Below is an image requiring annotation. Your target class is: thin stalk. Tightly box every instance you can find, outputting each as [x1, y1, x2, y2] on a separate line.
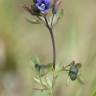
[43, 15, 56, 70]
[43, 15, 56, 96]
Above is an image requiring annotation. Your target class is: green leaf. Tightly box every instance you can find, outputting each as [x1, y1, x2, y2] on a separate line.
[58, 8, 64, 19]
[46, 63, 52, 70]
[77, 75, 85, 85]
[45, 77, 52, 87]
[33, 77, 41, 85]
[32, 56, 41, 64]
[25, 18, 41, 24]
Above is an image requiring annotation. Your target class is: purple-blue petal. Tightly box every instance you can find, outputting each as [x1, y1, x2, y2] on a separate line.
[35, 0, 51, 13]
[36, 0, 42, 4]
[41, 9, 49, 13]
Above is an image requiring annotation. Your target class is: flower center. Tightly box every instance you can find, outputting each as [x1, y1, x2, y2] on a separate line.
[40, 3, 45, 10]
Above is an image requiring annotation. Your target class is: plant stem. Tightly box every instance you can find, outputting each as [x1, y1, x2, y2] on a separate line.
[43, 15, 56, 96]
[43, 15, 56, 70]
[51, 14, 54, 28]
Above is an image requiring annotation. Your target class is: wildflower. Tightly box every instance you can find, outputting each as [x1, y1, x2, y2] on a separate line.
[24, 0, 51, 16]
[35, 0, 51, 14]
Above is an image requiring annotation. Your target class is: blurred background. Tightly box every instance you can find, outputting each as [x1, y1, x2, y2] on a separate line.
[0, 0, 96, 96]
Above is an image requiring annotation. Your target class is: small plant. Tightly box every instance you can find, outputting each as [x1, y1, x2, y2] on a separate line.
[24, 0, 84, 96]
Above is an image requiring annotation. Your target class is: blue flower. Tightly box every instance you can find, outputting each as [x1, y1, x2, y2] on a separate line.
[35, 0, 51, 14]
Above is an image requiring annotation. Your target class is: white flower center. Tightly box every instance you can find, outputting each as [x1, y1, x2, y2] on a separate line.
[40, 3, 45, 10]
